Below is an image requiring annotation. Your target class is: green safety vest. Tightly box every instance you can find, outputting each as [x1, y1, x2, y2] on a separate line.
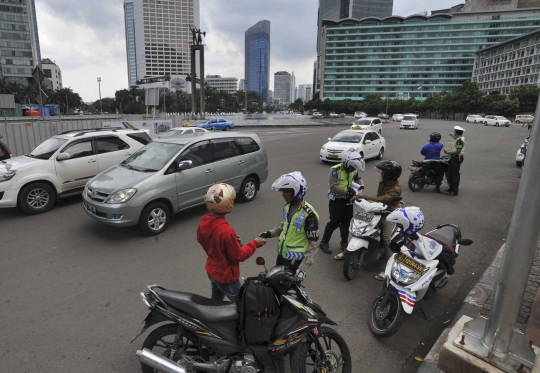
[328, 164, 357, 199]
[278, 202, 319, 261]
[452, 136, 466, 155]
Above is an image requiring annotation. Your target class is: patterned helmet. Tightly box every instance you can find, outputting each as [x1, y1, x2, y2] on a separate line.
[272, 172, 308, 201]
[387, 207, 425, 236]
[343, 151, 365, 172]
[205, 183, 236, 214]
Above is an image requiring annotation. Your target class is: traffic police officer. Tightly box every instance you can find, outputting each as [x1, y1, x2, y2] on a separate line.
[444, 126, 466, 196]
[319, 152, 365, 256]
[260, 172, 319, 281]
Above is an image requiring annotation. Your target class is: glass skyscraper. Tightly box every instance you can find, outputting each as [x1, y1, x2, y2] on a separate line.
[245, 20, 270, 104]
[320, 9, 540, 101]
[0, 0, 41, 85]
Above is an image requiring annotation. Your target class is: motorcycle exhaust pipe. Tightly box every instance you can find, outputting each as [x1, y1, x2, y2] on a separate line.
[136, 348, 187, 373]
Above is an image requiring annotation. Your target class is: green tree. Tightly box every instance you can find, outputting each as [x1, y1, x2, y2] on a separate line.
[509, 85, 540, 112]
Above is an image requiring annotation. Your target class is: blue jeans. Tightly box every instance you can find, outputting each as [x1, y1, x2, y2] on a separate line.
[208, 275, 242, 302]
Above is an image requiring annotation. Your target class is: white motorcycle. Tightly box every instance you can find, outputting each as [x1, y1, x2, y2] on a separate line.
[342, 197, 403, 280]
[369, 221, 472, 338]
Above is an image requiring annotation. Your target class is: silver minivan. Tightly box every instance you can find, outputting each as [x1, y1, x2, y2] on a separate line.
[516, 115, 534, 124]
[82, 132, 268, 235]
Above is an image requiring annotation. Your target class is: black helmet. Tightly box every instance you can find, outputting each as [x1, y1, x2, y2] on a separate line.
[375, 160, 402, 180]
[430, 132, 442, 142]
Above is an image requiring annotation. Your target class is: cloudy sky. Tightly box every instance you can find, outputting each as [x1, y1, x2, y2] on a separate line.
[36, 0, 462, 102]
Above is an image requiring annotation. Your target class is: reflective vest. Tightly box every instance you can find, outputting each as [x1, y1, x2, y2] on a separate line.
[278, 202, 319, 261]
[328, 164, 357, 199]
[452, 136, 466, 155]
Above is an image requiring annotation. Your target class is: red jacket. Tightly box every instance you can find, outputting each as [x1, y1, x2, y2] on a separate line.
[197, 214, 258, 284]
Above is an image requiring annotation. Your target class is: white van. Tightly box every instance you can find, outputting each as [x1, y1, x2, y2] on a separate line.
[516, 115, 534, 124]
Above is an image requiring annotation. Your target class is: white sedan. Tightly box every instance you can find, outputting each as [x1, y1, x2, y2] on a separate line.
[392, 114, 404, 121]
[320, 130, 386, 163]
[400, 114, 419, 129]
[351, 117, 383, 134]
[484, 115, 511, 127]
[466, 115, 483, 123]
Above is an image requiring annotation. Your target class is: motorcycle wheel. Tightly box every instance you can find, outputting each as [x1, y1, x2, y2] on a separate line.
[141, 323, 209, 373]
[408, 177, 425, 192]
[369, 287, 404, 338]
[343, 249, 365, 280]
[290, 327, 352, 373]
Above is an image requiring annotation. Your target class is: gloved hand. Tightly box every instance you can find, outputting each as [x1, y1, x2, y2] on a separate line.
[259, 231, 272, 239]
[295, 269, 306, 282]
[347, 187, 356, 197]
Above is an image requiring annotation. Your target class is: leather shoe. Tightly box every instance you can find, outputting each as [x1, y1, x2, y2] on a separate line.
[445, 192, 458, 196]
[444, 189, 452, 193]
[319, 241, 332, 254]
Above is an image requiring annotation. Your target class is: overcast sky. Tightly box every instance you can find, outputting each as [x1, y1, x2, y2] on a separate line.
[36, 0, 462, 102]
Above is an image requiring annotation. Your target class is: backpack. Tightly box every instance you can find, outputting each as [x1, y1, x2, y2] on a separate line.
[238, 278, 280, 346]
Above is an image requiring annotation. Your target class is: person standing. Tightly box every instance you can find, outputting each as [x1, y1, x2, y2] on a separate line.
[444, 126, 466, 196]
[318, 152, 365, 258]
[197, 183, 267, 302]
[260, 172, 319, 281]
[420, 132, 444, 193]
[355, 160, 402, 281]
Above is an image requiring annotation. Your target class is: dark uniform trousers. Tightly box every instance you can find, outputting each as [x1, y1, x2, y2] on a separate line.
[431, 161, 444, 186]
[276, 256, 301, 272]
[446, 156, 463, 193]
[321, 198, 353, 244]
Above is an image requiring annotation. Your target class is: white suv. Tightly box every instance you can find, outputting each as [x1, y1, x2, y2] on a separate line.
[0, 128, 151, 214]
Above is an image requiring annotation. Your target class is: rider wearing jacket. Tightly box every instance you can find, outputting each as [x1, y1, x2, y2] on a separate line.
[197, 183, 267, 302]
[421, 132, 444, 193]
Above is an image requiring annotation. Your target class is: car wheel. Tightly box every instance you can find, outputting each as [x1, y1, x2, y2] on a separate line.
[484, 121, 488, 126]
[506, 124, 510, 127]
[473, 120, 477, 123]
[19, 182, 55, 215]
[466, 120, 469, 123]
[139, 201, 170, 236]
[378, 129, 382, 135]
[239, 177, 258, 203]
[376, 147, 384, 160]
[516, 120, 520, 124]
[224, 126, 231, 131]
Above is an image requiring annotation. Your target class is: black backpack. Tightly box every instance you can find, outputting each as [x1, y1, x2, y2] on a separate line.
[238, 278, 280, 346]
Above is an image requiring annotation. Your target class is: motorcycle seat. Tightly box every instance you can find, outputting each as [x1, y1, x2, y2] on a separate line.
[158, 290, 239, 322]
[425, 226, 458, 247]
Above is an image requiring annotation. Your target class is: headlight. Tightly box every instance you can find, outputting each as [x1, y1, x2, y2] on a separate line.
[391, 261, 422, 285]
[0, 171, 16, 183]
[106, 188, 137, 204]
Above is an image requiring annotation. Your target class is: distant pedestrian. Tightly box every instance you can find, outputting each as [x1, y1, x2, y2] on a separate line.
[444, 126, 466, 196]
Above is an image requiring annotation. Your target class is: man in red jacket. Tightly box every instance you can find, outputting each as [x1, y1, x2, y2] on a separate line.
[197, 183, 267, 302]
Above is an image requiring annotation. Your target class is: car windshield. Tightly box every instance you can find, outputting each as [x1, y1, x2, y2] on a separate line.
[354, 119, 371, 125]
[28, 137, 68, 160]
[331, 132, 363, 143]
[403, 116, 415, 121]
[121, 142, 184, 172]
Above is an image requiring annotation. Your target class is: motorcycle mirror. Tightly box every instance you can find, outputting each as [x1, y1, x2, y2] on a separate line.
[390, 196, 402, 202]
[458, 239, 473, 246]
[256, 257, 266, 266]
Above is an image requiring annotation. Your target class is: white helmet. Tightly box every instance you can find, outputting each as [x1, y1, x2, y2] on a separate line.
[343, 151, 365, 172]
[205, 183, 236, 214]
[387, 207, 425, 236]
[272, 172, 308, 201]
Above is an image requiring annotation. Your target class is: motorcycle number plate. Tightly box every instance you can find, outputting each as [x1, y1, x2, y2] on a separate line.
[395, 252, 426, 273]
[354, 211, 373, 222]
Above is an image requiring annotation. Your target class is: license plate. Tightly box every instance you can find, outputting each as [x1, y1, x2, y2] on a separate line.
[395, 252, 426, 273]
[353, 126, 363, 130]
[354, 211, 373, 222]
[85, 203, 96, 213]
[328, 154, 339, 159]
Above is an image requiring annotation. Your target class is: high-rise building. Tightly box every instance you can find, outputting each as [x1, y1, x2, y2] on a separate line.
[464, 0, 540, 12]
[123, 0, 200, 87]
[239, 79, 245, 91]
[0, 0, 41, 85]
[274, 71, 297, 104]
[245, 20, 271, 104]
[205, 75, 238, 94]
[298, 84, 314, 102]
[41, 58, 62, 90]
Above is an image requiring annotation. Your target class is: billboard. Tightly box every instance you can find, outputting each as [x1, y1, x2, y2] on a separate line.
[102, 120, 172, 139]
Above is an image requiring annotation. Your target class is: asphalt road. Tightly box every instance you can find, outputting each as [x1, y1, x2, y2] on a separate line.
[0, 119, 527, 372]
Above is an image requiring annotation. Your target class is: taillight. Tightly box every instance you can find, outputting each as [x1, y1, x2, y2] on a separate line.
[8, 150, 12, 158]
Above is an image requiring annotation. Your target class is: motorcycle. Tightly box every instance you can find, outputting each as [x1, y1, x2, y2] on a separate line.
[133, 257, 352, 373]
[368, 224, 472, 337]
[407, 156, 450, 192]
[343, 196, 403, 281]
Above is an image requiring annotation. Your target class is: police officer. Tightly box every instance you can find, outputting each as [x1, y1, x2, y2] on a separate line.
[319, 152, 365, 257]
[259, 172, 319, 281]
[444, 126, 466, 196]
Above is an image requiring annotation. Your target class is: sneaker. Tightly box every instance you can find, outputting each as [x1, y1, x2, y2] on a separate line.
[340, 241, 348, 251]
[319, 241, 332, 255]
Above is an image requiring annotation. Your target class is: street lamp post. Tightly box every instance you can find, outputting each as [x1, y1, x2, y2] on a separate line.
[97, 77, 103, 115]
[162, 81, 166, 114]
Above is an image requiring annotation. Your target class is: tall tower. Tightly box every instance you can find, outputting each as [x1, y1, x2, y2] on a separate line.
[245, 20, 271, 104]
[0, 0, 42, 85]
[124, 0, 200, 86]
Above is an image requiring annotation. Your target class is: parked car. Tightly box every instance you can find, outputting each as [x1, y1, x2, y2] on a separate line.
[351, 117, 383, 134]
[378, 113, 389, 120]
[320, 130, 385, 163]
[329, 112, 339, 118]
[400, 114, 420, 129]
[484, 115, 511, 127]
[158, 127, 208, 138]
[354, 111, 367, 119]
[0, 135, 12, 161]
[516, 115, 534, 124]
[466, 115, 484, 123]
[82, 132, 268, 235]
[0, 128, 152, 215]
[196, 118, 235, 131]
[516, 136, 530, 167]
[312, 112, 323, 118]
[392, 114, 404, 121]
[339, 113, 347, 118]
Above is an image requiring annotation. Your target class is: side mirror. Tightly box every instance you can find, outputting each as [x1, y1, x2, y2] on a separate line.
[364, 140, 372, 145]
[177, 160, 193, 171]
[256, 257, 266, 266]
[390, 196, 402, 202]
[57, 153, 70, 161]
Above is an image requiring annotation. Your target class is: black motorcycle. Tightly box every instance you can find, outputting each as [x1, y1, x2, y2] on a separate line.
[407, 156, 450, 192]
[132, 258, 352, 373]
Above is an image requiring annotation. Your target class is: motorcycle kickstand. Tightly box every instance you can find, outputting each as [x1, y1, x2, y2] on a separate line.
[420, 307, 433, 322]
